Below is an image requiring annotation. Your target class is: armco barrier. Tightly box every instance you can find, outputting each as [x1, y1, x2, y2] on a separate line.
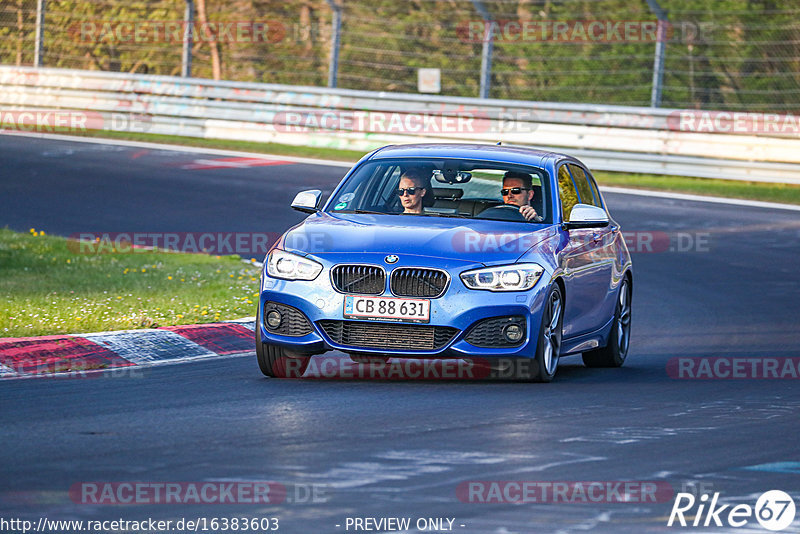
[2, 66, 800, 184]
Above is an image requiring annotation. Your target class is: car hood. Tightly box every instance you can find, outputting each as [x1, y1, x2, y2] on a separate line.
[280, 212, 556, 266]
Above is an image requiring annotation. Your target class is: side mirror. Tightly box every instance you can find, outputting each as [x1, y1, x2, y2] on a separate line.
[291, 190, 322, 213]
[564, 204, 609, 229]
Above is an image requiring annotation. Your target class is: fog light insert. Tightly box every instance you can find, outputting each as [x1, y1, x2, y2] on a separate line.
[465, 316, 526, 348]
[266, 310, 282, 329]
[503, 324, 523, 343]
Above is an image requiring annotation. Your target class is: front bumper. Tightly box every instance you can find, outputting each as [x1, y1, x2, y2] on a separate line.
[258, 266, 549, 359]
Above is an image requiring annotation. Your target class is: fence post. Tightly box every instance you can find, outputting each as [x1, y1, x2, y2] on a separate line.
[470, 0, 493, 99]
[33, 0, 45, 67]
[181, 0, 194, 77]
[646, 0, 667, 107]
[326, 0, 342, 88]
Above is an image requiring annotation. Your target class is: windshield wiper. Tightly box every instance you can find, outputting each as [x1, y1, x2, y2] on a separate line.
[339, 209, 470, 218]
[424, 212, 471, 218]
[350, 209, 388, 215]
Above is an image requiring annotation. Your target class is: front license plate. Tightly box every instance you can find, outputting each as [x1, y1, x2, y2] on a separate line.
[343, 295, 430, 323]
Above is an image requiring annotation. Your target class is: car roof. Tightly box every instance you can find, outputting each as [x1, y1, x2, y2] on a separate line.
[366, 143, 564, 168]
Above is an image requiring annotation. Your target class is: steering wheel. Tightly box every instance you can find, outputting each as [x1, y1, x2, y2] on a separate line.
[478, 204, 527, 222]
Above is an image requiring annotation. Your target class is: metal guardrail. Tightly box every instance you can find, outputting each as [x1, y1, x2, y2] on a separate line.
[2, 66, 800, 184]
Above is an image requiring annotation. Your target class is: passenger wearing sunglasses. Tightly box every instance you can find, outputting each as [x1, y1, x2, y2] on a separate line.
[397, 171, 429, 214]
[502, 171, 542, 222]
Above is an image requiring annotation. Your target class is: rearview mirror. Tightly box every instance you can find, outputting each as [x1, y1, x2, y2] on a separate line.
[433, 170, 472, 184]
[564, 204, 609, 229]
[291, 190, 322, 213]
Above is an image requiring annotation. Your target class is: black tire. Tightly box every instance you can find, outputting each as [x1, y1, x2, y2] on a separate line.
[255, 308, 311, 378]
[506, 283, 563, 382]
[582, 277, 631, 368]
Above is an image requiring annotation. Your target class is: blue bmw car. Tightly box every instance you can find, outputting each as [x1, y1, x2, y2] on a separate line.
[256, 143, 632, 381]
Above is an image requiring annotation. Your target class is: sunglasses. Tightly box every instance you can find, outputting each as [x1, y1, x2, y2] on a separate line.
[396, 187, 421, 196]
[501, 187, 530, 196]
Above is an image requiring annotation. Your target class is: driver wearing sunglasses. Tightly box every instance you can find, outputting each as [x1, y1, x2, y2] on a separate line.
[396, 171, 429, 214]
[502, 171, 542, 222]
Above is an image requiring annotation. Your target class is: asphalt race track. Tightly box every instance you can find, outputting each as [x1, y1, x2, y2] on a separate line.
[2, 134, 799, 533]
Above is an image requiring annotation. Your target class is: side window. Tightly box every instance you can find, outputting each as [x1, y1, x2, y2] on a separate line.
[376, 165, 402, 207]
[362, 165, 400, 210]
[568, 164, 600, 207]
[584, 169, 604, 209]
[558, 164, 579, 220]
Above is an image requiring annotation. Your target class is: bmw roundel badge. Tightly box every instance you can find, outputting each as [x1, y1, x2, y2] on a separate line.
[384, 255, 399, 264]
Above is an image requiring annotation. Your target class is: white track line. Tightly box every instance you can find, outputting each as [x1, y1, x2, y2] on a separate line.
[0, 131, 353, 168]
[600, 186, 800, 212]
[3, 131, 799, 211]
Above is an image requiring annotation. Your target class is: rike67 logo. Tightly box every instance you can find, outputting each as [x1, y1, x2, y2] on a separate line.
[668, 490, 796, 531]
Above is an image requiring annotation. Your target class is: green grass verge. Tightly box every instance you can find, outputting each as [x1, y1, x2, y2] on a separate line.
[0, 228, 261, 338]
[63, 130, 800, 205]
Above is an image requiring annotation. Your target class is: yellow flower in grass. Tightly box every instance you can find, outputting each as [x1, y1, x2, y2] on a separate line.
[201, 311, 208, 316]
[168, 276, 173, 280]
[141, 268, 146, 273]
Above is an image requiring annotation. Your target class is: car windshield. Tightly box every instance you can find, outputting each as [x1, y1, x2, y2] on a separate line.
[325, 158, 551, 223]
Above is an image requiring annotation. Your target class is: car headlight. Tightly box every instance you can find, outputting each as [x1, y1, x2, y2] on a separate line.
[460, 263, 544, 292]
[267, 249, 323, 281]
